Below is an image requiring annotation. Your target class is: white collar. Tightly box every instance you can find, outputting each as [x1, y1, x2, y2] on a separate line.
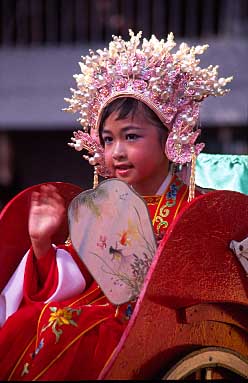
[155, 172, 173, 195]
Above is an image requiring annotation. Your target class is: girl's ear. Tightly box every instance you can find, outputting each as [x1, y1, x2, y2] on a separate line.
[163, 137, 167, 152]
[162, 130, 168, 153]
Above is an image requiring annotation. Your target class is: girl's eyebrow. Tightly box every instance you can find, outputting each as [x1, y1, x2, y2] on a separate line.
[102, 125, 144, 134]
[101, 128, 112, 135]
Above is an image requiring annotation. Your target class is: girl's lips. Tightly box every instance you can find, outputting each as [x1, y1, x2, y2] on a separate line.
[115, 164, 133, 177]
[115, 168, 131, 177]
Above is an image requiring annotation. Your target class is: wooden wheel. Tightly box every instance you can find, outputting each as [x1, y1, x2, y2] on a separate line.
[163, 347, 248, 380]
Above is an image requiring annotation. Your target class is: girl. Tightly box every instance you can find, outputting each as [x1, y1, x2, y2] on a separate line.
[0, 31, 231, 380]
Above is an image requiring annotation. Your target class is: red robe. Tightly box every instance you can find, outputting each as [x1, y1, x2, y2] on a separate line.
[0, 176, 190, 380]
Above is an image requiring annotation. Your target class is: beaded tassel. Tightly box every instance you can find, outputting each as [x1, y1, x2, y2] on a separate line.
[188, 150, 196, 202]
[93, 166, 99, 189]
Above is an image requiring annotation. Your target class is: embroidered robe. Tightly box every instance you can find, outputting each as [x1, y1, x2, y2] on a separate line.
[0, 176, 189, 380]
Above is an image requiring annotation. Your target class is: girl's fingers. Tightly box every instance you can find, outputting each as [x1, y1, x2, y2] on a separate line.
[30, 191, 41, 206]
[48, 188, 64, 203]
[39, 184, 65, 210]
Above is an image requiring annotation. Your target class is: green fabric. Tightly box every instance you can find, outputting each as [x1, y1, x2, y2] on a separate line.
[196, 153, 248, 195]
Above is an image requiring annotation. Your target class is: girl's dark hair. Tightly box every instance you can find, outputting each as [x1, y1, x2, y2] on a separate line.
[98, 97, 167, 146]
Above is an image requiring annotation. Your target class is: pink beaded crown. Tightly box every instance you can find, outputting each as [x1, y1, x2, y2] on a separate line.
[64, 30, 232, 169]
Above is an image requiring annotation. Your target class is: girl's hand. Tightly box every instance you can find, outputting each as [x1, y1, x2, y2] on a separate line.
[29, 184, 65, 258]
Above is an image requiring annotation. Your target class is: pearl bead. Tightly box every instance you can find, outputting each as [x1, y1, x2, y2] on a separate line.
[94, 152, 101, 160]
[89, 157, 96, 165]
[218, 78, 226, 86]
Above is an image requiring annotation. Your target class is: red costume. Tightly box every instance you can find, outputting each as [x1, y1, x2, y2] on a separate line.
[0, 175, 191, 381]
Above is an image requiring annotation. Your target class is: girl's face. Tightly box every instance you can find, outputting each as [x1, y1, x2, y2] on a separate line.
[102, 109, 169, 195]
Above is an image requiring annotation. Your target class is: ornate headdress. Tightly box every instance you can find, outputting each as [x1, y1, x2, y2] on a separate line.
[64, 30, 232, 197]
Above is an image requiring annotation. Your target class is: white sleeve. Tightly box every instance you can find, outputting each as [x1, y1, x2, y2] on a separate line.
[0, 246, 86, 327]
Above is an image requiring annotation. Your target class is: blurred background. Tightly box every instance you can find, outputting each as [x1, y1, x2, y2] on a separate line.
[0, 0, 247, 208]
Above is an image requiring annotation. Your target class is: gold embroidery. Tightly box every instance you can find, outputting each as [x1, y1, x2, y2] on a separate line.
[32, 316, 111, 381]
[41, 307, 81, 344]
[165, 199, 176, 208]
[152, 176, 185, 236]
[7, 336, 36, 381]
[155, 216, 169, 232]
[143, 195, 161, 204]
[21, 362, 30, 377]
[69, 285, 101, 308]
[115, 305, 120, 318]
[159, 205, 170, 218]
[64, 236, 72, 246]
[49, 308, 75, 325]
[90, 296, 108, 305]
[152, 194, 165, 226]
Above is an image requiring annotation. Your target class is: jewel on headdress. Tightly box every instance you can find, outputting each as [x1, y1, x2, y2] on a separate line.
[64, 30, 233, 168]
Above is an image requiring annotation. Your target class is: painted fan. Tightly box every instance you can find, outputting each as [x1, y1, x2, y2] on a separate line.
[68, 178, 157, 305]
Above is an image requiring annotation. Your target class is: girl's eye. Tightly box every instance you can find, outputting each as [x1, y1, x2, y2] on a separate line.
[126, 133, 139, 141]
[102, 136, 113, 144]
